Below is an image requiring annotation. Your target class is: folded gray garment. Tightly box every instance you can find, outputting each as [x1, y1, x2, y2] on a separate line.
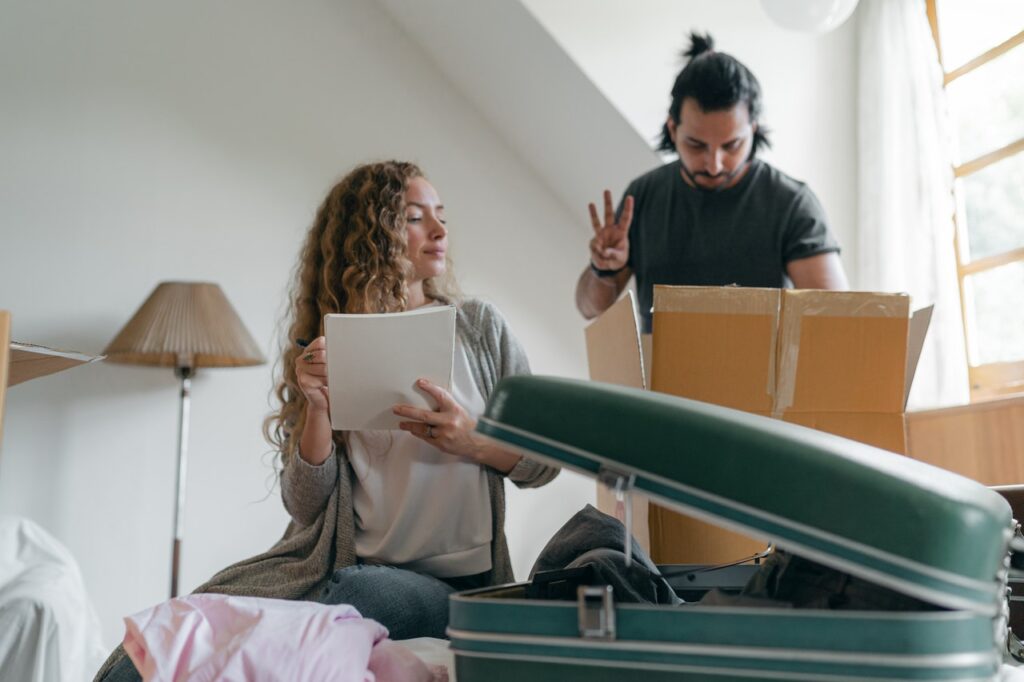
[530, 504, 682, 605]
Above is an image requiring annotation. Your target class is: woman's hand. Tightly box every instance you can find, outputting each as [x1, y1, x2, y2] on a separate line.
[393, 379, 478, 459]
[393, 379, 524, 474]
[295, 336, 330, 413]
[295, 336, 334, 465]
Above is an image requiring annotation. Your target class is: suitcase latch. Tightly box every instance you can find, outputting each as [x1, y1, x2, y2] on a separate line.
[578, 585, 616, 640]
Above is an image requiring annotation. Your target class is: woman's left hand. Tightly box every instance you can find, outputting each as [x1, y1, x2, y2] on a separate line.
[393, 379, 480, 459]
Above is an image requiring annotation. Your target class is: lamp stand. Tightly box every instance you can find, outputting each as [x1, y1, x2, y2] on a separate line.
[171, 365, 193, 598]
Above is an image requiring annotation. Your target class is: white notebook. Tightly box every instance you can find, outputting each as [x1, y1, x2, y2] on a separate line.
[324, 305, 457, 430]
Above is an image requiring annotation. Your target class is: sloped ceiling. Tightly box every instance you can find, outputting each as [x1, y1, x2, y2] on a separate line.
[376, 0, 658, 217]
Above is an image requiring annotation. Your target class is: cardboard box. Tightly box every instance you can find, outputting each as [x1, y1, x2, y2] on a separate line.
[586, 286, 931, 565]
[584, 291, 652, 555]
[7, 341, 103, 387]
[1, 327, 105, 456]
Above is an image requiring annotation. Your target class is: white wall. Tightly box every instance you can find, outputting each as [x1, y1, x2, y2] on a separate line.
[0, 0, 599, 649]
[521, 0, 861, 277]
[378, 0, 660, 219]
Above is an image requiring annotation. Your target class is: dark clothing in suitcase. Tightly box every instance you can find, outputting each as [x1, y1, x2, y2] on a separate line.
[536, 505, 933, 613]
[704, 550, 935, 612]
[530, 504, 681, 605]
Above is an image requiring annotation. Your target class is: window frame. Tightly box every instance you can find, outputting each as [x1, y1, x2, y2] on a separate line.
[926, 0, 1024, 400]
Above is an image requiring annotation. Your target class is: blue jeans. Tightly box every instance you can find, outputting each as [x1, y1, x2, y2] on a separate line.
[317, 564, 457, 640]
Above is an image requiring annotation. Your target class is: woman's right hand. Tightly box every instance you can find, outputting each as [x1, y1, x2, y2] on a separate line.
[295, 336, 330, 413]
[296, 336, 334, 465]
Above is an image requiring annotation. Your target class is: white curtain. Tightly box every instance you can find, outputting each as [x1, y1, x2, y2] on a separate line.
[857, 0, 969, 409]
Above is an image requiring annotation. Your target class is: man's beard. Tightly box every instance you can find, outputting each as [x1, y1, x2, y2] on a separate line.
[678, 158, 749, 193]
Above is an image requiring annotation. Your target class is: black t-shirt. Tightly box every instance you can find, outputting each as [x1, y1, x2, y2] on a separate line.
[624, 159, 840, 332]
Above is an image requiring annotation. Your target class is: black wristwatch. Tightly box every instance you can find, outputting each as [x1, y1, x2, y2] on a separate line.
[590, 262, 626, 278]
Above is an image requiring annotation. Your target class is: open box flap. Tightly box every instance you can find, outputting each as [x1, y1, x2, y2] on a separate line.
[584, 291, 645, 390]
[477, 375, 1010, 615]
[905, 305, 934, 408]
[8, 342, 104, 387]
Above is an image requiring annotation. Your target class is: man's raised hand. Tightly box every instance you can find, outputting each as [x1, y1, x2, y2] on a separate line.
[588, 190, 633, 272]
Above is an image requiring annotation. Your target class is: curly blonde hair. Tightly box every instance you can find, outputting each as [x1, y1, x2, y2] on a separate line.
[264, 161, 460, 464]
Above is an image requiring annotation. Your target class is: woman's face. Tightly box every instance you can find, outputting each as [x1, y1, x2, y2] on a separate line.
[403, 176, 448, 282]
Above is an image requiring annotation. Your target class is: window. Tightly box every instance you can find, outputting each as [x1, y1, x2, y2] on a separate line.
[927, 0, 1024, 400]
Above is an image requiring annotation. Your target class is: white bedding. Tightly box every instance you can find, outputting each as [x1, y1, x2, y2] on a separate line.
[1003, 660, 1024, 681]
[0, 516, 106, 682]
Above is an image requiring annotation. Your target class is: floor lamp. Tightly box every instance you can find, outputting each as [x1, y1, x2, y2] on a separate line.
[103, 282, 264, 597]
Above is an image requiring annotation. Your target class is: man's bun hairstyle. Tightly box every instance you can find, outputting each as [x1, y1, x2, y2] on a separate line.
[657, 31, 770, 156]
[685, 31, 715, 59]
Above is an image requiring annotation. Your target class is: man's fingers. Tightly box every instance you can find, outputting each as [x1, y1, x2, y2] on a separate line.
[603, 189, 614, 228]
[618, 195, 635, 232]
[588, 202, 602, 234]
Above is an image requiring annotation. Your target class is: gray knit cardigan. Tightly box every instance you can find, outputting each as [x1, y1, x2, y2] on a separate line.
[95, 298, 558, 680]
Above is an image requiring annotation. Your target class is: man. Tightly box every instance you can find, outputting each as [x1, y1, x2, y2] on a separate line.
[576, 32, 849, 332]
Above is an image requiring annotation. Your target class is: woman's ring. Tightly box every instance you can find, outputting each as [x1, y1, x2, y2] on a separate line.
[427, 425, 435, 438]
[304, 352, 314, 363]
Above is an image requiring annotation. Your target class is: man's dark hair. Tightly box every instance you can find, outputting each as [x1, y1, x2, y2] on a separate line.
[657, 32, 770, 156]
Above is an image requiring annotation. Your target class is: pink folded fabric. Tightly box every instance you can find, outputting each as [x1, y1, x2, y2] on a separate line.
[123, 594, 387, 682]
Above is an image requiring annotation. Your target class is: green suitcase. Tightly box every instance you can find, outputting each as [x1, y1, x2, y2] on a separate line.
[450, 376, 1016, 681]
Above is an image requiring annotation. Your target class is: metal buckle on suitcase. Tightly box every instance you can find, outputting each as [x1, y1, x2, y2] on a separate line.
[450, 376, 1015, 681]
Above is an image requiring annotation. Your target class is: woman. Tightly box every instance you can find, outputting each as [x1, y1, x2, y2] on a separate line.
[95, 160, 556, 681]
[275, 160, 558, 638]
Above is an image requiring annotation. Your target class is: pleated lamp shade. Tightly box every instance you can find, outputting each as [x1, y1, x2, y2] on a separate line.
[104, 282, 265, 369]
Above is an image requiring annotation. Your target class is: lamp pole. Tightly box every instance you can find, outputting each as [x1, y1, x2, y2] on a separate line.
[171, 365, 193, 598]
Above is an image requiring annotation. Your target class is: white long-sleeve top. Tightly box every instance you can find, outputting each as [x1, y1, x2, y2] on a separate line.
[347, 335, 492, 578]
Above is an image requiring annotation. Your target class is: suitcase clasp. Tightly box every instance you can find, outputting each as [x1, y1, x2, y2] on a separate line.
[598, 465, 637, 568]
[578, 585, 616, 640]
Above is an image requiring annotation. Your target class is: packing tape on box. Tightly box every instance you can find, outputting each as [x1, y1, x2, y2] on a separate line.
[652, 285, 781, 314]
[772, 291, 911, 418]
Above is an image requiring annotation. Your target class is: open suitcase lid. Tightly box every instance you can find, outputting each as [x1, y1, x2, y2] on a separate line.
[478, 376, 1012, 616]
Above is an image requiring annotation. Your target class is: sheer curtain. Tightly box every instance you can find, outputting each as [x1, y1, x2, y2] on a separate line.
[857, 0, 969, 409]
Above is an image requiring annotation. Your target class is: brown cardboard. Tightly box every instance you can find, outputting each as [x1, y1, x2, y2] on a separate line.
[651, 287, 779, 413]
[776, 291, 910, 416]
[649, 494, 770, 564]
[641, 334, 653, 389]
[587, 285, 929, 565]
[645, 287, 780, 562]
[8, 342, 104, 387]
[905, 305, 934, 408]
[585, 290, 646, 391]
[584, 291, 651, 554]
[0, 312, 9, 449]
